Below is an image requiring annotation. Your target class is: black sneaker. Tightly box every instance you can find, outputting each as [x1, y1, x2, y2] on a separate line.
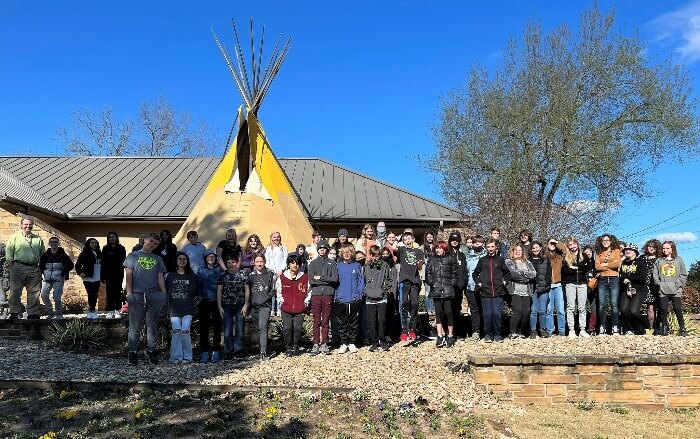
[435, 336, 444, 348]
[679, 329, 689, 337]
[128, 351, 138, 366]
[378, 341, 389, 352]
[494, 335, 504, 343]
[284, 349, 295, 358]
[8, 313, 18, 320]
[529, 331, 538, 339]
[368, 343, 378, 352]
[147, 351, 159, 365]
[445, 336, 455, 348]
[27, 314, 40, 320]
[484, 335, 493, 343]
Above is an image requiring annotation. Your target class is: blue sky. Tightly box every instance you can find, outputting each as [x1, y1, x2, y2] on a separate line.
[1, 0, 700, 263]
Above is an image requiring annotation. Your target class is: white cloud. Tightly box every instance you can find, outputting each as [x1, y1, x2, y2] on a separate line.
[655, 231, 698, 243]
[649, 0, 700, 62]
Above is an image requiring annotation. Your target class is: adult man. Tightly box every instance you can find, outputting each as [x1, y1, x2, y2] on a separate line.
[181, 230, 208, 274]
[307, 239, 338, 355]
[490, 227, 508, 258]
[124, 233, 167, 366]
[375, 221, 388, 247]
[306, 230, 323, 261]
[6, 217, 45, 319]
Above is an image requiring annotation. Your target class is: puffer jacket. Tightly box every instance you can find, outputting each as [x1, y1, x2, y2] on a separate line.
[426, 253, 458, 299]
[39, 248, 74, 282]
[472, 253, 511, 297]
[529, 256, 551, 293]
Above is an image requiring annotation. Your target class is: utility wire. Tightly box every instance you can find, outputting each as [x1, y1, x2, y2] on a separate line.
[624, 216, 700, 239]
[620, 202, 700, 239]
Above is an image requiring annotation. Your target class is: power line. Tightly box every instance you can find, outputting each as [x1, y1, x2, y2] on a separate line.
[625, 216, 700, 239]
[620, 202, 700, 239]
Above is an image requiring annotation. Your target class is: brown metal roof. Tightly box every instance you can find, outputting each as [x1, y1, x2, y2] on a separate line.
[0, 156, 462, 222]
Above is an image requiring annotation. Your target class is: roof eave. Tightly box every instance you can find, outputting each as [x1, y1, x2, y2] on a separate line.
[64, 215, 188, 222]
[0, 195, 68, 220]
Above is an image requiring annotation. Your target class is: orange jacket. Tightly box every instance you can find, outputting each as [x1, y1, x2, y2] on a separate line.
[595, 249, 621, 277]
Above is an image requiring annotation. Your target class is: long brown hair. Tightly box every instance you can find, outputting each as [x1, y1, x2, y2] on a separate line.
[661, 241, 678, 259]
[642, 239, 662, 257]
[595, 234, 619, 254]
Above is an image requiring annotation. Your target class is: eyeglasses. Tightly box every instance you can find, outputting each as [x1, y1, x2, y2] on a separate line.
[602, 238, 610, 242]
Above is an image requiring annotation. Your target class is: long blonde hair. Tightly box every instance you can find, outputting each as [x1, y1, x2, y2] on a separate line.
[563, 237, 584, 266]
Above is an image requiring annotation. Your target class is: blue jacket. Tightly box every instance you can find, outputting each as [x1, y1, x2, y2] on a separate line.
[335, 261, 365, 303]
[466, 248, 487, 291]
[197, 265, 222, 301]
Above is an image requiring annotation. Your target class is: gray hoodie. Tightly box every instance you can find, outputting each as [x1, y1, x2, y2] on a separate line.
[653, 256, 687, 297]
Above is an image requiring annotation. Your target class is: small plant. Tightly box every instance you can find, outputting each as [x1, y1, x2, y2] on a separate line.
[38, 432, 57, 439]
[611, 406, 629, 415]
[205, 416, 225, 431]
[321, 390, 335, 401]
[62, 295, 87, 314]
[132, 401, 155, 423]
[315, 422, 331, 432]
[56, 409, 77, 420]
[453, 415, 482, 437]
[426, 412, 441, 431]
[443, 400, 457, 413]
[362, 420, 379, 433]
[576, 400, 596, 411]
[49, 319, 106, 350]
[265, 405, 280, 420]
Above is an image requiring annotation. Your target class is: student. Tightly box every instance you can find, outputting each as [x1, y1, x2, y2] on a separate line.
[422, 230, 436, 317]
[561, 238, 593, 338]
[653, 241, 688, 336]
[265, 231, 288, 316]
[276, 253, 309, 356]
[518, 230, 533, 258]
[75, 238, 102, 319]
[505, 244, 536, 339]
[39, 236, 74, 319]
[294, 244, 309, 273]
[383, 231, 399, 264]
[466, 235, 487, 340]
[217, 255, 250, 358]
[364, 245, 393, 352]
[217, 228, 242, 271]
[489, 227, 508, 258]
[240, 234, 264, 275]
[582, 245, 598, 335]
[307, 239, 338, 355]
[124, 233, 167, 366]
[595, 234, 622, 335]
[355, 224, 377, 256]
[132, 232, 148, 252]
[166, 252, 199, 364]
[156, 230, 178, 273]
[249, 254, 276, 361]
[334, 244, 365, 353]
[397, 230, 425, 342]
[619, 243, 647, 335]
[197, 250, 223, 363]
[641, 239, 662, 334]
[447, 232, 468, 338]
[101, 232, 127, 318]
[332, 229, 350, 254]
[546, 238, 567, 336]
[425, 241, 458, 347]
[181, 231, 208, 274]
[375, 221, 388, 247]
[472, 238, 511, 343]
[528, 241, 551, 338]
[306, 230, 323, 261]
[328, 247, 338, 262]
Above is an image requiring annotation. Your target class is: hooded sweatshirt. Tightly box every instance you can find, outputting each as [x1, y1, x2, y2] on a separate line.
[197, 251, 222, 302]
[308, 255, 339, 296]
[249, 267, 276, 307]
[39, 247, 74, 282]
[364, 260, 393, 301]
[335, 260, 365, 303]
[467, 247, 487, 291]
[653, 256, 688, 297]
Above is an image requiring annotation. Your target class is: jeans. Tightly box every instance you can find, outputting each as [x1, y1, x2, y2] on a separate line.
[199, 300, 222, 353]
[311, 295, 333, 344]
[334, 299, 361, 345]
[127, 291, 166, 352]
[530, 290, 549, 331]
[41, 280, 64, 317]
[169, 315, 193, 362]
[510, 295, 530, 336]
[84, 281, 100, 312]
[482, 296, 504, 338]
[250, 305, 270, 354]
[281, 311, 305, 349]
[400, 280, 420, 331]
[424, 283, 435, 313]
[587, 289, 598, 333]
[466, 290, 482, 336]
[366, 301, 387, 343]
[546, 284, 566, 334]
[597, 276, 620, 329]
[222, 302, 244, 354]
[565, 283, 587, 334]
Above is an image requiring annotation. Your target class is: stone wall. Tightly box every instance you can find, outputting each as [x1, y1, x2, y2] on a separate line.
[469, 355, 700, 409]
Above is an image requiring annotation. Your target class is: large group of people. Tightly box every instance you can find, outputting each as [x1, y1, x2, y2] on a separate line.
[0, 217, 691, 367]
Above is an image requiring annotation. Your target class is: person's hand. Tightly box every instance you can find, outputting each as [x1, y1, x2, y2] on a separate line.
[623, 279, 630, 284]
[242, 304, 249, 317]
[219, 306, 224, 318]
[314, 275, 321, 280]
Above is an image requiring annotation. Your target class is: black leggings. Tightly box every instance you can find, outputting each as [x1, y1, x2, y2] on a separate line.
[83, 281, 100, 312]
[433, 298, 454, 326]
[199, 300, 222, 353]
[659, 296, 685, 330]
[620, 289, 646, 334]
[510, 295, 531, 336]
[104, 277, 123, 311]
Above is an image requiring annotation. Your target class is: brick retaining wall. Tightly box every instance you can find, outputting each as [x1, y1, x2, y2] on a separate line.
[468, 355, 700, 409]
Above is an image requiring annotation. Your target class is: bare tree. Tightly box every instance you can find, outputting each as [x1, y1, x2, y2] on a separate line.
[57, 97, 221, 157]
[430, 5, 699, 244]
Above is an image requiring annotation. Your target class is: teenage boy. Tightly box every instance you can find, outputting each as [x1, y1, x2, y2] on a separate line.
[307, 239, 338, 355]
[397, 230, 425, 342]
[364, 245, 393, 351]
[472, 238, 511, 343]
[181, 231, 208, 274]
[124, 233, 168, 366]
[466, 235, 487, 340]
[490, 227, 508, 258]
[306, 230, 323, 261]
[334, 244, 365, 353]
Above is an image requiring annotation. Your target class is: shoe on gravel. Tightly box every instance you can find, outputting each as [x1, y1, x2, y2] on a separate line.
[147, 351, 159, 365]
[348, 344, 358, 354]
[446, 336, 456, 348]
[321, 344, 331, 355]
[310, 344, 320, 355]
[337, 344, 348, 354]
[128, 351, 138, 366]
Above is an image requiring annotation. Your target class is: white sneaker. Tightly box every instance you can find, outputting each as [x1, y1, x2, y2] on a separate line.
[612, 326, 619, 336]
[598, 326, 606, 336]
[85, 311, 93, 319]
[625, 331, 634, 336]
[568, 331, 577, 339]
[348, 344, 358, 353]
[337, 344, 348, 354]
[113, 311, 122, 319]
[580, 331, 591, 338]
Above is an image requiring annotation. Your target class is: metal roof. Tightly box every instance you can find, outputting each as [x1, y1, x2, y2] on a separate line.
[0, 156, 462, 222]
[0, 165, 65, 217]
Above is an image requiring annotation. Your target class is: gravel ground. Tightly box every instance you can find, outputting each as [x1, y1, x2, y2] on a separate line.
[1, 335, 699, 408]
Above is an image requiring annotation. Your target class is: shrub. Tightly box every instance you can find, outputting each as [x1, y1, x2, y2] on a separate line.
[49, 320, 106, 350]
[681, 286, 700, 314]
[62, 295, 87, 314]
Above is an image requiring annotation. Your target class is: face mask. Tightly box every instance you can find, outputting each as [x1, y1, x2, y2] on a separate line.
[376, 226, 386, 234]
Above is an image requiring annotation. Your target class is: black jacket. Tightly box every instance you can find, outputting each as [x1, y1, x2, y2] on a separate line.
[155, 242, 178, 272]
[308, 255, 339, 296]
[472, 253, 511, 297]
[75, 249, 101, 279]
[620, 258, 648, 296]
[448, 247, 468, 291]
[101, 243, 126, 282]
[529, 256, 551, 293]
[249, 268, 277, 306]
[39, 248, 74, 281]
[426, 253, 458, 299]
[561, 255, 594, 285]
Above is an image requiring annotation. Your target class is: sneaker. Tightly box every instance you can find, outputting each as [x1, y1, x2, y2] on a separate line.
[200, 352, 210, 364]
[446, 336, 455, 348]
[436, 336, 444, 348]
[568, 331, 577, 339]
[128, 351, 138, 366]
[284, 349, 295, 358]
[494, 335, 504, 343]
[310, 344, 320, 355]
[599, 326, 606, 336]
[368, 343, 378, 352]
[181, 359, 191, 364]
[529, 331, 538, 339]
[112, 311, 122, 319]
[348, 344, 358, 353]
[509, 334, 519, 340]
[471, 333, 481, 341]
[147, 351, 159, 365]
[260, 353, 270, 361]
[320, 344, 331, 355]
[679, 329, 689, 337]
[484, 335, 493, 343]
[169, 359, 181, 365]
[612, 326, 619, 336]
[625, 331, 634, 336]
[378, 341, 389, 352]
[211, 352, 220, 363]
[540, 330, 550, 338]
[400, 331, 409, 342]
[408, 330, 417, 341]
[337, 344, 348, 354]
[580, 331, 591, 338]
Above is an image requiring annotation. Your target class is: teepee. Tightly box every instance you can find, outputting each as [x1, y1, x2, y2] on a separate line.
[174, 20, 313, 250]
